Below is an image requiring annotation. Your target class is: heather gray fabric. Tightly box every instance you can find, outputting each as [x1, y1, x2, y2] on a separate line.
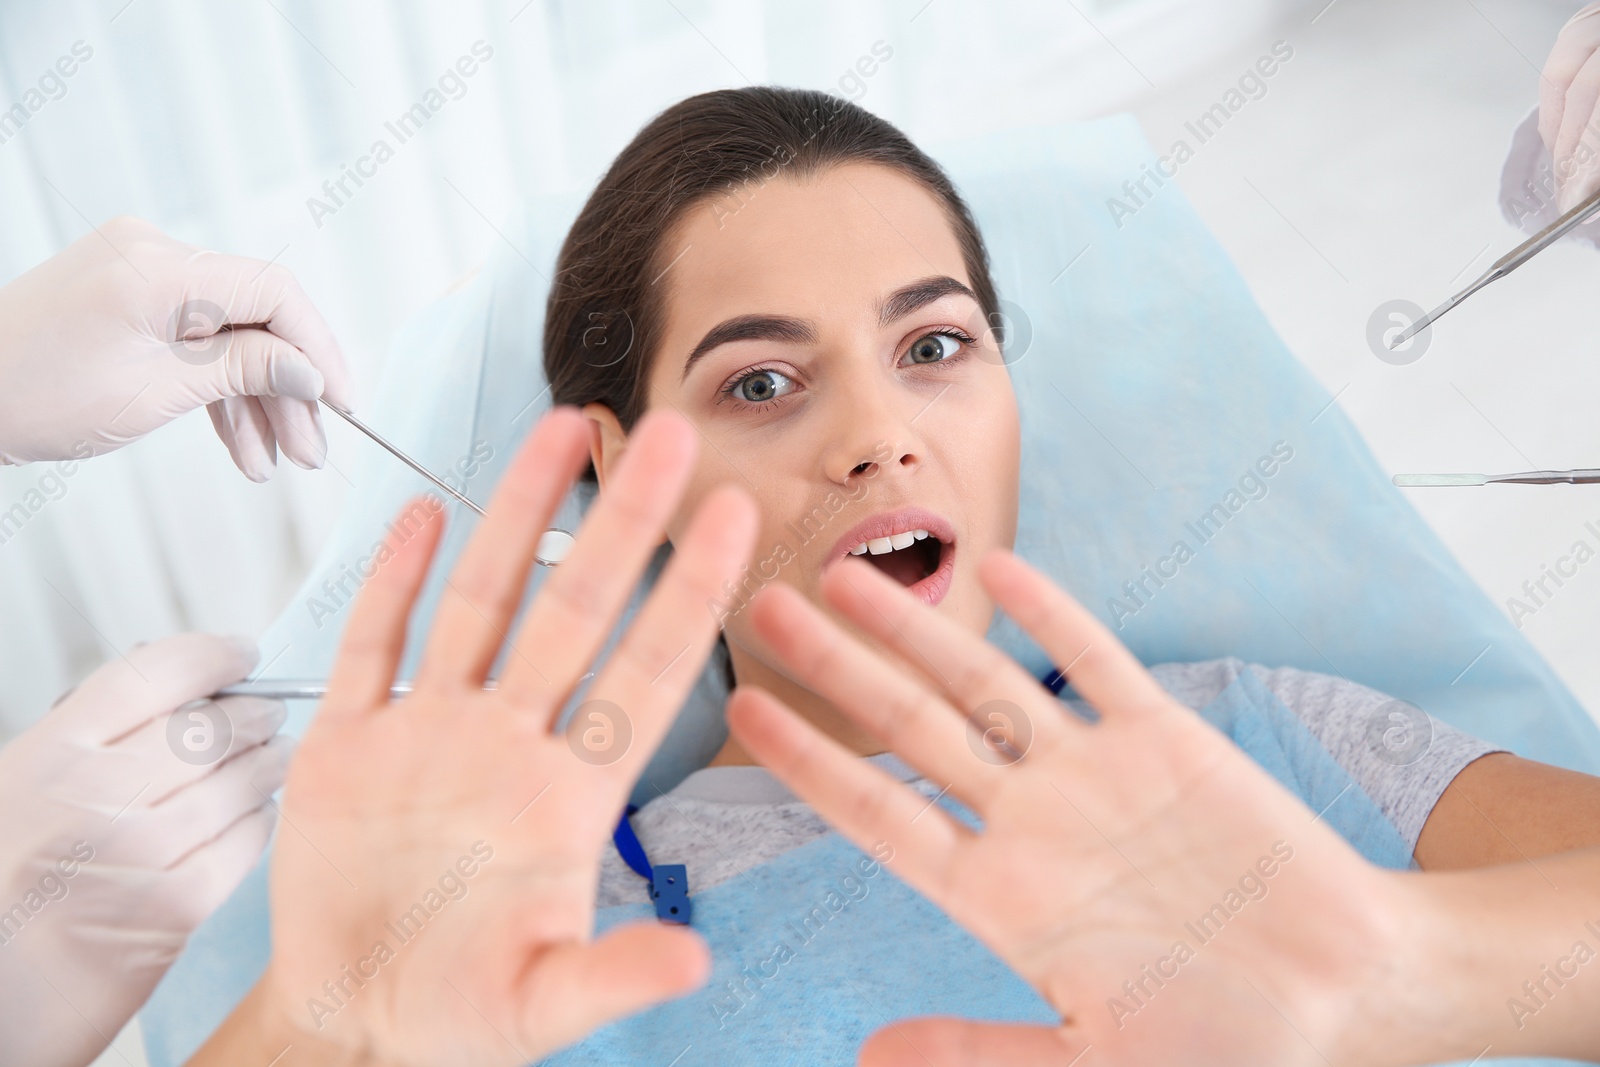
[598, 659, 1502, 908]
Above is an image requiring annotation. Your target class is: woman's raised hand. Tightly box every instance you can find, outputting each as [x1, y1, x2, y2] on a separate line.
[193, 407, 757, 1067]
[726, 552, 1415, 1067]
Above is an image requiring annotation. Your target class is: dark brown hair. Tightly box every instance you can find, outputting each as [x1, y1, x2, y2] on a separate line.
[542, 86, 1000, 439]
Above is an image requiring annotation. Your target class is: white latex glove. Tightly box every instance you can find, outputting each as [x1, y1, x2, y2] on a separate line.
[0, 216, 354, 481]
[0, 633, 293, 1067]
[1498, 112, 1600, 248]
[1540, 2, 1600, 212]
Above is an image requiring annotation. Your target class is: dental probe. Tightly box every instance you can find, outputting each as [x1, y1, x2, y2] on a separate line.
[318, 398, 576, 567]
[1389, 183, 1600, 348]
[1392, 469, 1600, 487]
[321, 398, 484, 516]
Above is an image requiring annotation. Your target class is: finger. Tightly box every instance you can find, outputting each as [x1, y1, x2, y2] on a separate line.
[819, 557, 1076, 747]
[157, 804, 276, 930]
[860, 1019, 1086, 1067]
[1540, 20, 1597, 149]
[417, 407, 591, 687]
[574, 485, 757, 776]
[726, 686, 968, 900]
[1561, 143, 1600, 212]
[325, 496, 447, 713]
[512, 921, 707, 1049]
[192, 324, 331, 471]
[194, 254, 356, 409]
[498, 410, 699, 709]
[259, 395, 328, 471]
[182, 325, 326, 404]
[1552, 50, 1600, 205]
[113, 735, 293, 870]
[62, 633, 260, 744]
[207, 395, 277, 482]
[979, 551, 1173, 721]
[747, 580, 1010, 806]
[121, 696, 287, 803]
[514, 922, 708, 1052]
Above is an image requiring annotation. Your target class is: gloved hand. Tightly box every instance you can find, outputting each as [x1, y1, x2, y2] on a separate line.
[0, 633, 293, 1067]
[1539, 1, 1600, 213]
[0, 216, 354, 481]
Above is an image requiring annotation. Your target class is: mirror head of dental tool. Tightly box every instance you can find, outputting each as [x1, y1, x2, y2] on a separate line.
[318, 397, 574, 566]
[1388, 182, 1600, 349]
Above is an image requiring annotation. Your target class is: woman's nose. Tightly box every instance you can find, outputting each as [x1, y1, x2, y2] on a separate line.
[822, 380, 924, 484]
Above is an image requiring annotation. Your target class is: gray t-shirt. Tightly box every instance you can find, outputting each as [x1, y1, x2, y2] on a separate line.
[597, 658, 1502, 908]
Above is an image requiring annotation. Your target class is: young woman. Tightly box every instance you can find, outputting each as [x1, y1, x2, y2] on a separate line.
[189, 86, 1600, 1067]
[547, 85, 1600, 915]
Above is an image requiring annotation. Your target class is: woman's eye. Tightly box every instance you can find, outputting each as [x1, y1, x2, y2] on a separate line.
[903, 332, 962, 365]
[731, 369, 795, 403]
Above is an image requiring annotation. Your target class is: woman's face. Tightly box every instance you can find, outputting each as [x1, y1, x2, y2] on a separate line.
[591, 162, 1020, 706]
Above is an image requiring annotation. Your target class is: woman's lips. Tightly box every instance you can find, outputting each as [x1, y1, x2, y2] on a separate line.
[826, 506, 957, 607]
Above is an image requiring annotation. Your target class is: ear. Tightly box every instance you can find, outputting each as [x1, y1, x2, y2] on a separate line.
[581, 402, 629, 492]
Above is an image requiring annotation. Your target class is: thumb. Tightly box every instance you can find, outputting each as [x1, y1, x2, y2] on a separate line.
[517, 922, 709, 1053]
[179, 251, 356, 408]
[194, 326, 326, 403]
[1558, 159, 1600, 213]
[860, 1018, 1087, 1067]
[58, 633, 260, 744]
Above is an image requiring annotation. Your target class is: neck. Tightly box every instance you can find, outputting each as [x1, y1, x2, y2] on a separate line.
[708, 639, 885, 767]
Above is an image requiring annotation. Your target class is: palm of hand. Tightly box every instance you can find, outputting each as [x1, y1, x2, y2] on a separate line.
[946, 701, 1387, 1064]
[246, 411, 754, 1067]
[729, 553, 1400, 1067]
[268, 689, 625, 1066]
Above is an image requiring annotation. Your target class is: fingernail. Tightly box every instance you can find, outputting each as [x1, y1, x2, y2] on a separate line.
[282, 412, 328, 471]
[240, 445, 276, 482]
[227, 634, 260, 665]
[272, 358, 325, 403]
[306, 417, 328, 469]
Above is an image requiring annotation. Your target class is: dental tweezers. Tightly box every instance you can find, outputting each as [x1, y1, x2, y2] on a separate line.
[1393, 469, 1600, 487]
[1389, 184, 1600, 348]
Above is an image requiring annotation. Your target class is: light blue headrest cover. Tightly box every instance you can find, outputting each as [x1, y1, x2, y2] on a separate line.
[259, 113, 1600, 801]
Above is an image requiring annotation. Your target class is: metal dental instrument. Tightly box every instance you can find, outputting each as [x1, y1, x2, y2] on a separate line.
[208, 407, 586, 702]
[319, 398, 575, 567]
[215, 680, 496, 700]
[1389, 184, 1600, 349]
[321, 398, 485, 516]
[216, 672, 593, 701]
[1393, 469, 1600, 487]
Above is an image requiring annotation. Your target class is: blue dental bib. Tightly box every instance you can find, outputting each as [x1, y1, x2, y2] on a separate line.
[146, 671, 1499, 1067]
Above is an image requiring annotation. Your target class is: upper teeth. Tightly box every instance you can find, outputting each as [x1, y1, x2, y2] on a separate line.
[850, 529, 930, 555]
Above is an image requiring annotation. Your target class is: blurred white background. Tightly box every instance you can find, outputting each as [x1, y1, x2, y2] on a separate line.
[0, 0, 1303, 741]
[0, 2, 1592, 1060]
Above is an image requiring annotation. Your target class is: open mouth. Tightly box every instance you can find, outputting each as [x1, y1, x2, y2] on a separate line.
[829, 509, 956, 606]
[847, 528, 943, 586]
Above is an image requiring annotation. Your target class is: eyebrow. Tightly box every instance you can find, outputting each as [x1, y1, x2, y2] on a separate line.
[679, 275, 978, 382]
[681, 315, 817, 381]
[877, 275, 978, 327]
